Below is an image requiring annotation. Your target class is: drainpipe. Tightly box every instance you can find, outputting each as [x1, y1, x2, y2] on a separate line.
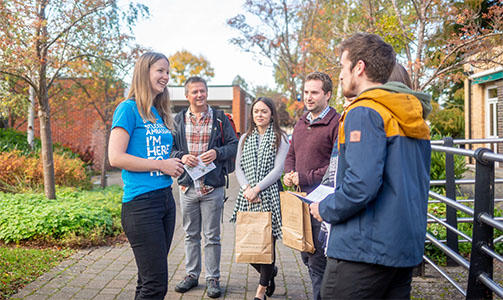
[468, 77, 473, 164]
[468, 78, 472, 141]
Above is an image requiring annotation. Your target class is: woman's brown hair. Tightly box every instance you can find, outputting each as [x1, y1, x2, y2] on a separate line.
[388, 63, 412, 89]
[127, 52, 174, 129]
[242, 97, 286, 151]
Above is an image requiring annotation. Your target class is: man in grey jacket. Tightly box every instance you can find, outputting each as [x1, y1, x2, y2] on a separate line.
[171, 76, 238, 298]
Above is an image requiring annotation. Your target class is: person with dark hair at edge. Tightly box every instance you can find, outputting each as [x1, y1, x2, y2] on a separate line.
[171, 76, 238, 298]
[108, 52, 184, 300]
[387, 63, 432, 119]
[230, 97, 290, 300]
[310, 33, 431, 299]
[283, 71, 340, 300]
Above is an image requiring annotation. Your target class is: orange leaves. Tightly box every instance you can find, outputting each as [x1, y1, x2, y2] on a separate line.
[0, 150, 90, 193]
[168, 50, 215, 85]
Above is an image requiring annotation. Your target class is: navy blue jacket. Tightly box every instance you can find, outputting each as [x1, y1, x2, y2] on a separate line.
[171, 107, 238, 188]
[319, 88, 431, 267]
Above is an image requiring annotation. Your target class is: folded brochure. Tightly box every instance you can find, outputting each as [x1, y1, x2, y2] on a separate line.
[183, 156, 216, 181]
[287, 184, 334, 204]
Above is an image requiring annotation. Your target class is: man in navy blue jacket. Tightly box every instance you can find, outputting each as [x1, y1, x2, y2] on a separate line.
[171, 77, 238, 298]
[310, 33, 431, 299]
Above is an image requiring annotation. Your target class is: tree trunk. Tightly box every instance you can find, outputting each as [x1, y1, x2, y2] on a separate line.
[38, 87, 56, 199]
[28, 85, 36, 149]
[100, 126, 110, 188]
[36, 1, 56, 199]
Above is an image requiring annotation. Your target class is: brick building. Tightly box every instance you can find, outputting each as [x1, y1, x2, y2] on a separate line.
[169, 84, 254, 134]
[464, 62, 503, 155]
[26, 83, 253, 170]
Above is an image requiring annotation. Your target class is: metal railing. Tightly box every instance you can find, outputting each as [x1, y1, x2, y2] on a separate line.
[425, 138, 503, 299]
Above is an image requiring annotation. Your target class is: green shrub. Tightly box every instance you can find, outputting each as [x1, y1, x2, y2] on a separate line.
[0, 128, 77, 158]
[0, 186, 123, 245]
[429, 102, 464, 138]
[430, 134, 468, 194]
[425, 201, 503, 265]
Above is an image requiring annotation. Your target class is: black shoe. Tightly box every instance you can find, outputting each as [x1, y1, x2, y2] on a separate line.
[265, 266, 277, 297]
[175, 275, 198, 293]
[206, 278, 221, 298]
[253, 295, 266, 300]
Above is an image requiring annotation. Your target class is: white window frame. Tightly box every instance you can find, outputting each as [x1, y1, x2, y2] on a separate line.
[485, 85, 499, 155]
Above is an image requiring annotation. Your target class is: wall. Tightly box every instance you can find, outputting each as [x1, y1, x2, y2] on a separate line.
[26, 99, 107, 169]
[464, 77, 503, 152]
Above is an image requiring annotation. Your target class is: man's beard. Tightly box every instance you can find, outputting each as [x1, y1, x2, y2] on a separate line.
[342, 78, 357, 98]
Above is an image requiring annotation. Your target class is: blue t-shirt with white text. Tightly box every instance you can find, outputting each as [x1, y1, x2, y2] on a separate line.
[111, 99, 174, 202]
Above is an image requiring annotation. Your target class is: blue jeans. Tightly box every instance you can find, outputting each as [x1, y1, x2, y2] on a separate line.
[301, 216, 327, 300]
[179, 186, 224, 280]
[121, 187, 176, 300]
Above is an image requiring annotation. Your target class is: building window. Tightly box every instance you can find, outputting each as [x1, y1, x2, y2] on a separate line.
[486, 86, 499, 158]
[486, 86, 498, 138]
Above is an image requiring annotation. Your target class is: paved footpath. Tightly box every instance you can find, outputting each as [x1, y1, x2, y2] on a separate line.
[11, 173, 458, 300]
[11, 174, 314, 300]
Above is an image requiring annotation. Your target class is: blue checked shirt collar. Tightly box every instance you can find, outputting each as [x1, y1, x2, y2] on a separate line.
[307, 105, 331, 124]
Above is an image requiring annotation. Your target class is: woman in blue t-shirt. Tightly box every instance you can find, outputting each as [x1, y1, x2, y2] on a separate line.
[109, 52, 184, 300]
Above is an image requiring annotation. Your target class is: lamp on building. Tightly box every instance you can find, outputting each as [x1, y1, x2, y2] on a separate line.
[245, 96, 252, 105]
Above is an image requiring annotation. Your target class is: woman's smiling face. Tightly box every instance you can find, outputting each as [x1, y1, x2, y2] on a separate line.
[149, 58, 170, 96]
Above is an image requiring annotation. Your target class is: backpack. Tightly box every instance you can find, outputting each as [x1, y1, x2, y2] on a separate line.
[216, 111, 238, 174]
[224, 113, 237, 137]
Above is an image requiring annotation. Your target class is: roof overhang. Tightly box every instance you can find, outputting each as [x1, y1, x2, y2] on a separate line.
[469, 67, 503, 84]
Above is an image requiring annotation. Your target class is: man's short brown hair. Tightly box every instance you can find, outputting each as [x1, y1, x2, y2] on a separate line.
[184, 76, 208, 95]
[305, 71, 333, 96]
[340, 33, 396, 84]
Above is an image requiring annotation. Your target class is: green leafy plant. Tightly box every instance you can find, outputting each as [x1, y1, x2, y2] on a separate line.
[429, 102, 465, 139]
[430, 134, 468, 194]
[0, 186, 123, 246]
[425, 201, 503, 265]
[0, 128, 77, 158]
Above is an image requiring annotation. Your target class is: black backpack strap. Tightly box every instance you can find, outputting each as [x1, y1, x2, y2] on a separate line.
[216, 110, 225, 144]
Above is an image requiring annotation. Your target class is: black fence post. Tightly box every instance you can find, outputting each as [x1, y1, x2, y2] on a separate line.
[444, 137, 459, 266]
[467, 148, 494, 299]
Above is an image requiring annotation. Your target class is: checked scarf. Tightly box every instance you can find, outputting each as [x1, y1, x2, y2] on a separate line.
[230, 123, 282, 239]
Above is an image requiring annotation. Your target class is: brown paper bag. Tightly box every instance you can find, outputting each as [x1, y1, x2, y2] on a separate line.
[280, 191, 315, 253]
[235, 210, 273, 264]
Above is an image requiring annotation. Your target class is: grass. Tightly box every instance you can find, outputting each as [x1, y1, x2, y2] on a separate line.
[0, 246, 74, 299]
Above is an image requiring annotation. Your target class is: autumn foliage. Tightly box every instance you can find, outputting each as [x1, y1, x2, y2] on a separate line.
[229, 0, 503, 103]
[169, 50, 215, 85]
[0, 150, 90, 193]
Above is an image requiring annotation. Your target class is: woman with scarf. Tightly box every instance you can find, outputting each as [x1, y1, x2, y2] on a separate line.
[230, 97, 289, 300]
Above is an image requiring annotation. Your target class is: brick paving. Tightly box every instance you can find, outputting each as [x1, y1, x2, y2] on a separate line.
[10, 173, 470, 300]
[11, 174, 313, 300]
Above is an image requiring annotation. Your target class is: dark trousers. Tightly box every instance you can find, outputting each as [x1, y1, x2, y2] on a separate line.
[301, 217, 327, 300]
[121, 187, 176, 300]
[321, 258, 413, 299]
[251, 239, 276, 286]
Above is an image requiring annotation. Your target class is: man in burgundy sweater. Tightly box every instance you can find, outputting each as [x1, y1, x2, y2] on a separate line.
[283, 71, 340, 300]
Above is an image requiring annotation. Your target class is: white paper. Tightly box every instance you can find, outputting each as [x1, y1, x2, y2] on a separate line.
[305, 184, 334, 203]
[287, 185, 335, 254]
[286, 191, 313, 204]
[183, 156, 216, 181]
[286, 184, 334, 204]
